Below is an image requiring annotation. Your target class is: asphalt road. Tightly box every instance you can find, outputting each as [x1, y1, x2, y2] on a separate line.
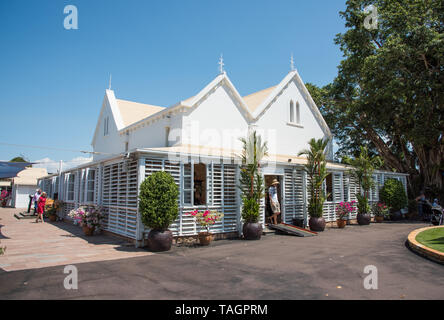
[1, 221, 443, 300]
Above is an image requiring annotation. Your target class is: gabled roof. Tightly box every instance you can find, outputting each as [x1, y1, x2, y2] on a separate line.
[243, 86, 277, 113]
[116, 99, 165, 127]
[13, 167, 47, 186]
[250, 70, 332, 138]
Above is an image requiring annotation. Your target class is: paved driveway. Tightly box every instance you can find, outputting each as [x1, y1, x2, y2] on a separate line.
[0, 208, 151, 272]
[1, 208, 443, 300]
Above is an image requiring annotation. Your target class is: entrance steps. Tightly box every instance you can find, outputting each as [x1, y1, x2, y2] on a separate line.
[14, 212, 37, 220]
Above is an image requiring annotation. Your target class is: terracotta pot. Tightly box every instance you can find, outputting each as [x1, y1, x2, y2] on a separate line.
[243, 222, 263, 240]
[375, 216, 384, 223]
[309, 217, 326, 232]
[198, 232, 213, 246]
[82, 225, 95, 236]
[357, 213, 371, 225]
[49, 215, 57, 222]
[148, 229, 173, 252]
[336, 219, 346, 229]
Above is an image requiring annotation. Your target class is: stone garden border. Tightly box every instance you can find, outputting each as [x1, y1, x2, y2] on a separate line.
[407, 226, 444, 264]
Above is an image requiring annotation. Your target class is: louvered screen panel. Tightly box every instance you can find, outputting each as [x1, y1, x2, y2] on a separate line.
[333, 173, 343, 203]
[212, 164, 223, 206]
[222, 164, 237, 232]
[163, 161, 181, 235]
[100, 160, 138, 239]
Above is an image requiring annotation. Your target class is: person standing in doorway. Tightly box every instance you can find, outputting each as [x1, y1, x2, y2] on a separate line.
[269, 179, 281, 225]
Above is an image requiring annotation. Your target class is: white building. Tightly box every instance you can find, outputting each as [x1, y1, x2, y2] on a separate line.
[10, 167, 47, 208]
[39, 67, 408, 246]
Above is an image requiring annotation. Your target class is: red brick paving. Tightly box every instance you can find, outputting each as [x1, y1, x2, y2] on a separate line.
[0, 208, 152, 272]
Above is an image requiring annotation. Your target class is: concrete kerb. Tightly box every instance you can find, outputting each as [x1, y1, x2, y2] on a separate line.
[407, 225, 444, 265]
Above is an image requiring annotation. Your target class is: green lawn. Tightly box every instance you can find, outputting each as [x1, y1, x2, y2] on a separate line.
[416, 228, 444, 253]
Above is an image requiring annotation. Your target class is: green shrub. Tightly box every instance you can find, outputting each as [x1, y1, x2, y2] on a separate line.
[241, 197, 260, 223]
[379, 178, 408, 212]
[139, 171, 179, 231]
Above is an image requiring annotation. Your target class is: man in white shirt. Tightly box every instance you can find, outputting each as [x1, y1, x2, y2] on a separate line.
[269, 179, 281, 225]
[32, 189, 41, 215]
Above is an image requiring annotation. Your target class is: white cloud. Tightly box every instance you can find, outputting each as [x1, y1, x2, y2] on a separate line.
[32, 156, 92, 174]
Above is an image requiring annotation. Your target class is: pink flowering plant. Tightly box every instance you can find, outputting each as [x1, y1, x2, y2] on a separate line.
[335, 201, 357, 221]
[187, 209, 224, 233]
[372, 202, 390, 217]
[68, 205, 103, 229]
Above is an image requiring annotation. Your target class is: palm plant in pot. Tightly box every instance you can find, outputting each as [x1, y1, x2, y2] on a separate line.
[345, 146, 382, 225]
[298, 138, 330, 232]
[238, 131, 268, 240]
[139, 171, 179, 252]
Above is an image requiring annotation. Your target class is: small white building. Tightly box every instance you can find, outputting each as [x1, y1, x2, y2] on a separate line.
[38, 67, 408, 245]
[10, 167, 48, 208]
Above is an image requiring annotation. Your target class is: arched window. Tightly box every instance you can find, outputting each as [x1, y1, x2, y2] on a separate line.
[295, 102, 301, 124]
[289, 101, 295, 123]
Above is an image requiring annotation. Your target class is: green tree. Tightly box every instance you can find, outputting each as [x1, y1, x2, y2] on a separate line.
[307, 0, 444, 198]
[10, 156, 28, 162]
[298, 138, 330, 218]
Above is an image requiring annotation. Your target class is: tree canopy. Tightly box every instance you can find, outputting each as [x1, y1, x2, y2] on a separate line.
[307, 0, 443, 198]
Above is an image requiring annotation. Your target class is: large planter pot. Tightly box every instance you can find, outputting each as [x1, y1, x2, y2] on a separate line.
[390, 211, 402, 221]
[336, 219, 346, 229]
[357, 213, 371, 225]
[148, 229, 173, 252]
[243, 222, 263, 240]
[82, 225, 95, 236]
[49, 215, 57, 222]
[309, 217, 326, 232]
[375, 216, 384, 223]
[198, 232, 214, 246]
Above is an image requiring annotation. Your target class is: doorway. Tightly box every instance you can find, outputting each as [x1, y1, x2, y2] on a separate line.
[264, 175, 283, 225]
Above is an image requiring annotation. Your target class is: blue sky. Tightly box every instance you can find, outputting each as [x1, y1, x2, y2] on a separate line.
[0, 0, 346, 169]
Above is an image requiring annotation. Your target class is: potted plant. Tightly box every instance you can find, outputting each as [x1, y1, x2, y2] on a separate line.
[187, 209, 223, 245]
[46, 207, 58, 222]
[238, 131, 268, 240]
[68, 206, 102, 236]
[335, 201, 356, 228]
[139, 171, 179, 252]
[298, 138, 330, 232]
[379, 178, 408, 221]
[372, 202, 389, 223]
[345, 146, 382, 225]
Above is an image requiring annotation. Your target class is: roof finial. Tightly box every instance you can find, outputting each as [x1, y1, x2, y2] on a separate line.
[218, 54, 225, 74]
[108, 74, 112, 90]
[290, 53, 295, 71]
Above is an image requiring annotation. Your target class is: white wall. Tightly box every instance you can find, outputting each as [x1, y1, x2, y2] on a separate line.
[182, 83, 249, 151]
[12, 185, 35, 208]
[92, 98, 127, 161]
[128, 112, 183, 150]
[254, 79, 328, 157]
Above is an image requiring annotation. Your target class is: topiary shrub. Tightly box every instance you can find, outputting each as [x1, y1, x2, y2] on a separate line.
[379, 178, 408, 213]
[241, 197, 260, 223]
[139, 171, 179, 231]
